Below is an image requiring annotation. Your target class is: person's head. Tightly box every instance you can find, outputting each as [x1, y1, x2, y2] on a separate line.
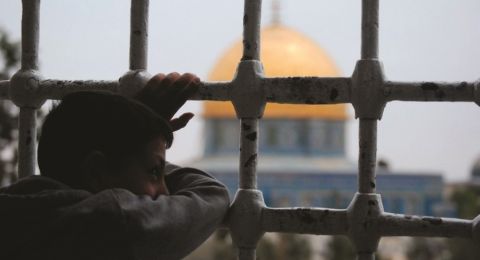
[38, 91, 173, 198]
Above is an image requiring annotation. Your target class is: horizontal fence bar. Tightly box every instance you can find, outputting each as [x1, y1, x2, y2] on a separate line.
[190, 82, 230, 101]
[192, 77, 351, 104]
[195, 79, 475, 105]
[1, 78, 478, 106]
[261, 207, 474, 239]
[39, 80, 118, 100]
[385, 81, 476, 102]
[262, 77, 351, 104]
[378, 213, 473, 238]
[262, 207, 348, 235]
[0, 80, 117, 100]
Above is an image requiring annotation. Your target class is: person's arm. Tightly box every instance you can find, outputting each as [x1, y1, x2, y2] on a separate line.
[120, 73, 229, 259]
[111, 164, 230, 260]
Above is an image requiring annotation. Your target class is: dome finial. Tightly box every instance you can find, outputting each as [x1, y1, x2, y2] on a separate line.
[272, 0, 281, 26]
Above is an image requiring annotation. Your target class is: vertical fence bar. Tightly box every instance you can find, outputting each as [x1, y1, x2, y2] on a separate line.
[238, 0, 263, 190]
[234, 2, 264, 259]
[17, 0, 41, 178]
[358, 119, 377, 193]
[242, 0, 262, 60]
[361, 0, 379, 60]
[130, 0, 149, 70]
[21, 0, 40, 70]
[239, 118, 259, 189]
[18, 109, 37, 178]
[356, 1, 381, 258]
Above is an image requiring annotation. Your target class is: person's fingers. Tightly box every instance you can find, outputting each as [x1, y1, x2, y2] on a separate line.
[141, 72, 194, 100]
[171, 74, 198, 100]
[146, 73, 166, 86]
[153, 72, 180, 98]
[162, 74, 199, 118]
[143, 73, 182, 119]
[178, 73, 198, 84]
[136, 72, 198, 121]
[169, 78, 199, 116]
[136, 73, 166, 99]
[143, 73, 166, 93]
[177, 75, 200, 101]
[169, 113, 195, 132]
[169, 73, 196, 97]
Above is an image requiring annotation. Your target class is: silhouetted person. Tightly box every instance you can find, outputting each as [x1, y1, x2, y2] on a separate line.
[0, 73, 230, 260]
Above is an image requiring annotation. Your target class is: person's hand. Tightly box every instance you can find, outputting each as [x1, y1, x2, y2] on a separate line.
[135, 73, 200, 131]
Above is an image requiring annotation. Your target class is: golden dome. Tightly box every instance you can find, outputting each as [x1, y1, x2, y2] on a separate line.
[204, 24, 347, 120]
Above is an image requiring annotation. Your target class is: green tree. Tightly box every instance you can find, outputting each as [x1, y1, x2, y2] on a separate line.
[407, 238, 448, 260]
[0, 28, 21, 186]
[208, 231, 312, 260]
[446, 185, 480, 260]
[325, 236, 356, 260]
[211, 230, 236, 260]
[274, 233, 312, 260]
[450, 186, 480, 219]
[325, 236, 383, 260]
[210, 230, 278, 260]
[256, 235, 277, 260]
[0, 30, 20, 79]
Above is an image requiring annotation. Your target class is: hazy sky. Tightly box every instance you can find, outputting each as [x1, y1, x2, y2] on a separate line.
[0, 0, 479, 182]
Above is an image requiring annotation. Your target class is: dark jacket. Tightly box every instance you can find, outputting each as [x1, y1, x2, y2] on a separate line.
[0, 163, 230, 260]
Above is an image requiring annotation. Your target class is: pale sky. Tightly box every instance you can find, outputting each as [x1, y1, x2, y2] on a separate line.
[0, 0, 479, 182]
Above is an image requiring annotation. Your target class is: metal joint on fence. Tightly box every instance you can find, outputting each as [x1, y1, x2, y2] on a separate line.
[228, 189, 266, 251]
[473, 216, 480, 243]
[351, 60, 386, 120]
[474, 80, 480, 106]
[347, 193, 383, 257]
[119, 70, 151, 97]
[230, 60, 266, 119]
[10, 69, 45, 108]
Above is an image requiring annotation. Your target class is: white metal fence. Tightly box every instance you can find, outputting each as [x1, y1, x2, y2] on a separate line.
[1, 1, 479, 260]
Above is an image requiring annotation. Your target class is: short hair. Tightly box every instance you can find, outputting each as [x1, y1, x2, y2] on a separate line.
[38, 91, 173, 189]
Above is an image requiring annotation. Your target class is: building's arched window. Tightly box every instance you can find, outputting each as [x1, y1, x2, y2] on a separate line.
[260, 119, 306, 154]
[308, 120, 345, 156]
[205, 119, 240, 154]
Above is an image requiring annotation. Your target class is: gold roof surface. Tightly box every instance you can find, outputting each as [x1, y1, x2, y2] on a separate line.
[204, 24, 347, 120]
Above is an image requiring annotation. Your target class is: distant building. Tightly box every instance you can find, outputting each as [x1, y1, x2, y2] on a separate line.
[189, 18, 452, 217]
[446, 155, 480, 196]
[471, 156, 480, 185]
